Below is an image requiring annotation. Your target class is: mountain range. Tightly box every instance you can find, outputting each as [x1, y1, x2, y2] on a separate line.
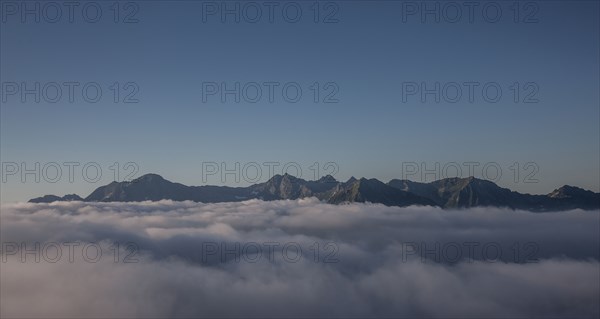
[29, 173, 600, 211]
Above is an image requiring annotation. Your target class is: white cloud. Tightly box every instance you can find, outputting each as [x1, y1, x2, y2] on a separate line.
[1, 200, 598, 318]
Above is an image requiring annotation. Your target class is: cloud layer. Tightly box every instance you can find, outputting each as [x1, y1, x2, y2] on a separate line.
[1, 199, 599, 318]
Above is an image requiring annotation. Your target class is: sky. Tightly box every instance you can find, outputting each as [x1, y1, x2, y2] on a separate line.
[1, 0, 599, 202]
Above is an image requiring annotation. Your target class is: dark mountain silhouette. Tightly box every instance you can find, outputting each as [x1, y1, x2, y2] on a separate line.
[29, 194, 83, 203]
[546, 185, 600, 210]
[327, 177, 436, 206]
[389, 177, 525, 208]
[387, 177, 600, 211]
[85, 174, 252, 202]
[29, 174, 600, 211]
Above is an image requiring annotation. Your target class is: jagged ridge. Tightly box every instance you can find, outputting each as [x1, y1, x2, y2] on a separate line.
[29, 174, 600, 211]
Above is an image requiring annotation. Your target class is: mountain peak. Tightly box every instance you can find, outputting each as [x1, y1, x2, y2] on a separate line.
[328, 176, 436, 207]
[266, 173, 300, 184]
[132, 173, 167, 183]
[549, 185, 589, 198]
[317, 175, 337, 183]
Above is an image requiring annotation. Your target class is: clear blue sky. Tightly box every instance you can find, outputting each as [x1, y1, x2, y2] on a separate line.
[1, 1, 599, 202]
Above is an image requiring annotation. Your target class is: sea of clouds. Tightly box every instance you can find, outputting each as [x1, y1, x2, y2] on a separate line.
[1, 198, 599, 318]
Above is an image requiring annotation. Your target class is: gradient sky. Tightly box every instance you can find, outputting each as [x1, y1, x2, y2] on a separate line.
[1, 0, 599, 202]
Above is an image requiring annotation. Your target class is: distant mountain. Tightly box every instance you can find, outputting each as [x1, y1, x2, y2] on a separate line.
[328, 177, 436, 206]
[546, 185, 600, 210]
[29, 194, 83, 203]
[85, 174, 252, 203]
[28, 174, 600, 211]
[389, 177, 521, 208]
[248, 173, 316, 200]
[387, 177, 600, 211]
